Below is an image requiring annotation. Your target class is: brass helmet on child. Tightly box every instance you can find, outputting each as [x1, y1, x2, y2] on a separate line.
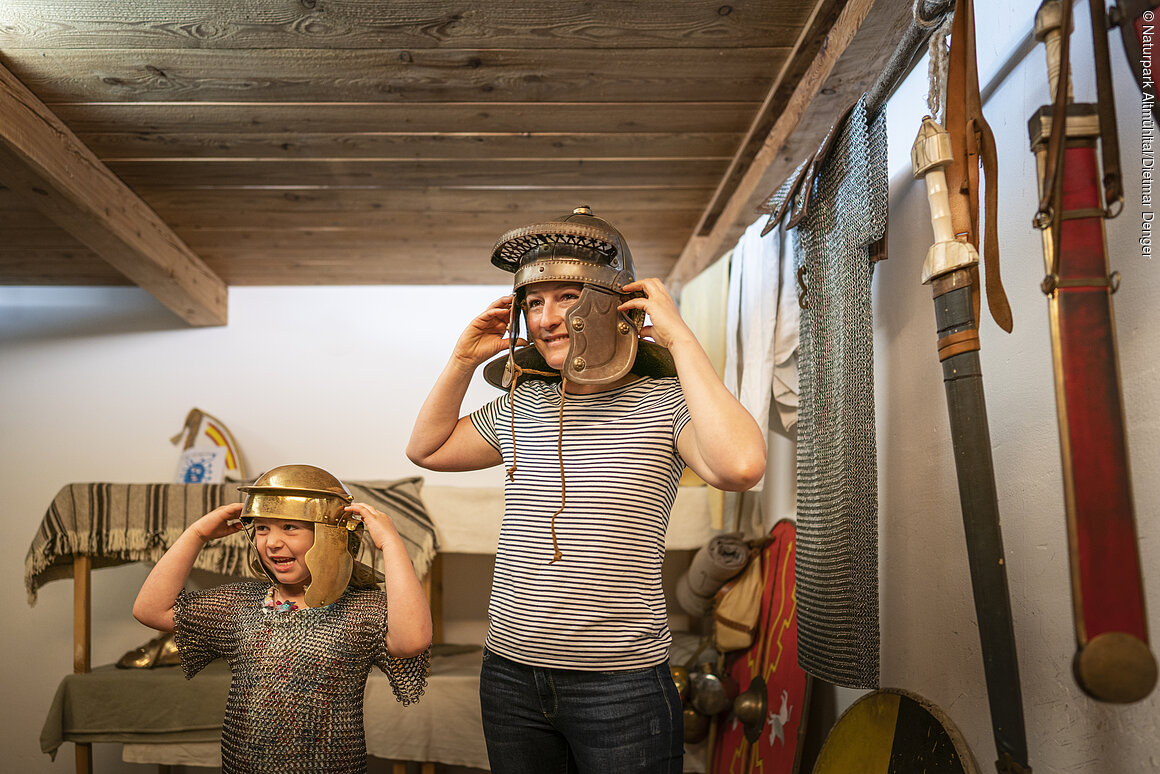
[237, 464, 362, 608]
[483, 205, 676, 389]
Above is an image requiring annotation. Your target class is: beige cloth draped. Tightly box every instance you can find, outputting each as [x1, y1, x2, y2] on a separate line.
[677, 250, 732, 529]
[25, 478, 439, 604]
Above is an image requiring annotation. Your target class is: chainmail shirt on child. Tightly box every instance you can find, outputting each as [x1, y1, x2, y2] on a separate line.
[174, 581, 429, 774]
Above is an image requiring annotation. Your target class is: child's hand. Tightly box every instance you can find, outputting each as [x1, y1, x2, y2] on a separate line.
[191, 502, 245, 542]
[346, 502, 399, 551]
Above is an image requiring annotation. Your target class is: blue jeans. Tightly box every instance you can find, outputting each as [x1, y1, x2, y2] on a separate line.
[479, 648, 684, 774]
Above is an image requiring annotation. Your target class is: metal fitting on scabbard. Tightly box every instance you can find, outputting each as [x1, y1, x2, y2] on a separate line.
[937, 329, 981, 361]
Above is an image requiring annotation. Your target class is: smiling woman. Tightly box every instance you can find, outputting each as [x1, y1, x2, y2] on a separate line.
[407, 206, 765, 773]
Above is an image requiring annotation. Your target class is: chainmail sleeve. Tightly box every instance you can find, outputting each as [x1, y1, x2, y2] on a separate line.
[372, 604, 430, 706]
[173, 582, 251, 678]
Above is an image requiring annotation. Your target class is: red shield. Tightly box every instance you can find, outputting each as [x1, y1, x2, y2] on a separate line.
[712, 520, 810, 774]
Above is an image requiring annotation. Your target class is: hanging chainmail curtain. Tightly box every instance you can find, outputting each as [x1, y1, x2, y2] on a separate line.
[767, 94, 887, 689]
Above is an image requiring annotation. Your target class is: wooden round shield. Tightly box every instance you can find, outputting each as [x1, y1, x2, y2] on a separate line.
[712, 520, 810, 774]
[812, 688, 980, 774]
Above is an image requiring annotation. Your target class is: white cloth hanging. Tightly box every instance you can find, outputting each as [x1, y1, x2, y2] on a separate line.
[724, 219, 800, 474]
[771, 226, 800, 437]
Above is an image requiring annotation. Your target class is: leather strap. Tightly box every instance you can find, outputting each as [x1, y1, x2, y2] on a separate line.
[945, 0, 1014, 333]
[1036, 0, 1076, 259]
[1039, 0, 1124, 248]
[785, 100, 858, 229]
[937, 328, 980, 361]
[1111, 1, 1160, 121]
[1088, 0, 1123, 212]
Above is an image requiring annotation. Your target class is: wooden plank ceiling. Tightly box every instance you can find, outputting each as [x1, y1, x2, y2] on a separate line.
[0, 0, 916, 325]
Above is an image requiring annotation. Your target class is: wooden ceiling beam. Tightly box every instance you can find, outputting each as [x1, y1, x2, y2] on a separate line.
[685, 0, 846, 242]
[668, 0, 919, 290]
[48, 102, 758, 135]
[3, 47, 788, 104]
[103, 158, 727, 190]
[0, 1, 818, 51]
[0, 61, 226, 325]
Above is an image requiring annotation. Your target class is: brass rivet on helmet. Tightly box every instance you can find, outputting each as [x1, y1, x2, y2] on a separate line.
[571, 317, 585, 331]
[618, 321, 631, 335]
[572, 357, 587, 371]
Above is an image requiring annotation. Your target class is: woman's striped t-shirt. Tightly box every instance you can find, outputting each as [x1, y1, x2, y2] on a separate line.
[470, 375, 692, 671]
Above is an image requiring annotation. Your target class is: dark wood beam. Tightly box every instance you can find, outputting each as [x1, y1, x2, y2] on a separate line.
[0, 61, 226, 325]
[668, 0, 919, 290]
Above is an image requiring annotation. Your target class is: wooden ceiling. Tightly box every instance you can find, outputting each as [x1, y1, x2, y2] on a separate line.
[0, 0, 919, 325]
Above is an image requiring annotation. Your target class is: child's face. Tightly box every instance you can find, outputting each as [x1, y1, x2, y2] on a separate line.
[253, 517, 316, 588]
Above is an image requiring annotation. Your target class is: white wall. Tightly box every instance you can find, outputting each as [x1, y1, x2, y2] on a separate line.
[2, 2, 1158, 772]
[867, 1, 1160, 770]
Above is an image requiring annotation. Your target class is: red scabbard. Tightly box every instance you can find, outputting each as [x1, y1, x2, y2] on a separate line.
[1032, 109, 1157, 703]
[1053, 143, 1146, 644]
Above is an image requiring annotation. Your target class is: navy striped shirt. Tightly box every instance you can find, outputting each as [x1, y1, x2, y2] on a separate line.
[470, 376, 692, 670]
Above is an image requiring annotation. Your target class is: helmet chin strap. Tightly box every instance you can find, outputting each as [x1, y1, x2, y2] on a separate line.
[240, 521, 277, 584]
[501, 299, 567, 563]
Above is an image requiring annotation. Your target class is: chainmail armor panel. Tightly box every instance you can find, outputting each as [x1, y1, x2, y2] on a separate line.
[770, 95, 887, 689]
[175, 582, 429, 773]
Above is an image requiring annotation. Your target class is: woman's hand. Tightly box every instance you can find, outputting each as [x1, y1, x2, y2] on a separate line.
[617, 278, 696, 351]
[190, 502, 245, 542]
[452, 294, 526, 370]
[620, 277, 766, 491]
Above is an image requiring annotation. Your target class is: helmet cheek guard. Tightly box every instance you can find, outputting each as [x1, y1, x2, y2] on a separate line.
[302, 526, 356, 608]
[562, 287, 639, 385]
[238, 464, 359, 608]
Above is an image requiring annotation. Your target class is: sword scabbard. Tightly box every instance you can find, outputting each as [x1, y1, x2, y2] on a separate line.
[1031, 0, 1158, 704]
[929, 273, 1030, 767]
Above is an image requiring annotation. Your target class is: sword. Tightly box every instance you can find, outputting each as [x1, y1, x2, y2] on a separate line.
[912, 116, 1031, 774]
[1029, 0, 1158, 704]
[907, 2, 1032, 771]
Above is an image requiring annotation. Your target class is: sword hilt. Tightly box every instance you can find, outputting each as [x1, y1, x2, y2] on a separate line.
[911, 116, 979, 284]
[1035, 1, 1073, 102]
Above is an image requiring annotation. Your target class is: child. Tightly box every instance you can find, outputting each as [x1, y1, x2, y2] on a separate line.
[133, 464, 433, 774]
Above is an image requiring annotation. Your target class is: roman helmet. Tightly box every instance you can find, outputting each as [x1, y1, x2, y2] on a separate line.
[483, 205, 676, 389]
[237, 464, 361, 608]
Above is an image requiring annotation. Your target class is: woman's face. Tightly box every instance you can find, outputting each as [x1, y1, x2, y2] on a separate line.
[253, 517, 315, 588]
[523, 281, 583, 370]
